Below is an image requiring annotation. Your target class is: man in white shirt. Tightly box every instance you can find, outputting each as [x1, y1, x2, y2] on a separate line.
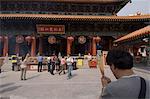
[66, 55, 73, 79]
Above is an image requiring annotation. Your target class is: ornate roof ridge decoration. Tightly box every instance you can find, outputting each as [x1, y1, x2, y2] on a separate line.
[1, 0, 126, 3]
[114, 26, 150, 43]
[0, 14, 150, 21]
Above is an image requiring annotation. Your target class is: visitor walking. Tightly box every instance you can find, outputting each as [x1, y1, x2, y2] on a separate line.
[59, 56, 66, 75]
[20, 53, 30, 80]
[66, 55, 73, 79]
[0, 57, 4, 73]
[37, 54, 43, 72]
[55, 56, 60, 72]
[49, 54, 55, 75]
[47, 56, 51, 72]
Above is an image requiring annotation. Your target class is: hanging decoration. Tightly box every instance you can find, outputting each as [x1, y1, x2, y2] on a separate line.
[25, 36, 32, 45]
[48, 36, 56, 44]
[78, 36, 86, 44]
[67, 36, 74, 42]
[4, 36, 8, 40]
[16, 35, 24, 43]
[95, 36, 101, 43]
[0, 36, 3, 42]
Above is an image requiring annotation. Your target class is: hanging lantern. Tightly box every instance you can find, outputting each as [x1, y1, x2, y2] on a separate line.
[67, 36, 74, 42]
[25, 36, 32, 45]
[95, 36, 101, 43]
[25, 36, 32, 43]
[48, 36, 56, 44]
[32, 36, 36, 40]
[16, 35, 24, 43]
[78, 36, 86, 44]
[0, 36, 3, 42]
[4, 36, 8, 40]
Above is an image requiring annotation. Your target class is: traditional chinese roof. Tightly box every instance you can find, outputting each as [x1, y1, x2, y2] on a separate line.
[1, 0, 128, 3]
[1, 0, 130, 14]
[114, 26, 150, 43]
[0, 14, 149, 22]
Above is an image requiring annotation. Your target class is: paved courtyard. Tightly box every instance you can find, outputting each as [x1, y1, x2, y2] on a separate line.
[0, 64, 150, 99]
[0, 69, 102, 99]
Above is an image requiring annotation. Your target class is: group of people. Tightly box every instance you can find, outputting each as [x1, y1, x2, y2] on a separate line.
[37, 54, 75, 79]
[18, 50, 150, 98]
[0, 53, 76, 80]
[0, 53, 30, 80]
[0, 49, 149, 98]
[9, 54, 29, 80]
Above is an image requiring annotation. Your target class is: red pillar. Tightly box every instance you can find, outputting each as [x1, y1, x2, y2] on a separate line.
[109, 38, 112, 50]
[31, 36, 36, 56]
[92, 37, 97, 56]
[67, 36, 74, 55]
[3, 36, 8, 56]
[92, 36, 101, 56]
[0, 36, 3, 42]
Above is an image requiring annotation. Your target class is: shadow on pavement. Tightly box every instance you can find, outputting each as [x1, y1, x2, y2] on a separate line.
[71, 73, 78, 78]
[0, 83, 15, 88]
[27, 74, 41, 80]
[0, 85, 22, 94]
[0, 75, 7, 79]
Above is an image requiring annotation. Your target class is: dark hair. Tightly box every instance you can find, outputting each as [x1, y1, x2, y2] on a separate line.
[22, 53, 30, 61]
[22, 55, 26, 61]
[106, 49, 133, 69]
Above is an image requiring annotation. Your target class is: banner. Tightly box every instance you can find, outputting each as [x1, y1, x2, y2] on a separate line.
[37, 25, 65, 34]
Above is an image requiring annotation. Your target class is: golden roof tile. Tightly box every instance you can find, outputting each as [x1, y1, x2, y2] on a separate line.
[0, 14, 150, 21]
[1, 0, 126, 3]
[114, 26, 150, 42]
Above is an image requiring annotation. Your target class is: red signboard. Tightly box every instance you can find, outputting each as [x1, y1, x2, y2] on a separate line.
[36, 25, 65, 34]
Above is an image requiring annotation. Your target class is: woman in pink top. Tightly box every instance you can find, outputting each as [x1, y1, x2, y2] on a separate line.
[59, 56, 66, 75]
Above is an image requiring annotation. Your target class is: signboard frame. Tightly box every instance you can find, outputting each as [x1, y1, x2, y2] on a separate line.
[36, 25, 65, 34]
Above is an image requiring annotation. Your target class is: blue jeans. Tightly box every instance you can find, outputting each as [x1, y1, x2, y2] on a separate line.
[67, 65, 73, 79]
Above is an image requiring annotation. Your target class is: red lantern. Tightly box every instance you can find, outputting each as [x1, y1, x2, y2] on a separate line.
[95, 36, 101, 43]
[32, 36, 36, 40]
[4, 36, 8, 40]
[0, 36, 3, 42]
[67, 36, 74, 42]
[16, 35, 24, 43]
[25, 36, 32, 45]
[25, 36, 32, 43]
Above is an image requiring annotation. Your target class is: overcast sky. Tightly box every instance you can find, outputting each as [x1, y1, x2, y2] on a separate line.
[117, 0, 150, 16]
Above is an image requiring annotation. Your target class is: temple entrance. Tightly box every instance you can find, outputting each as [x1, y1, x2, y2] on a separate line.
[19, 42, 30, 56]
[72, 36, 90, 55]
[0, 42, 3, 56]
[8, 36, 29, 56]
[42, 36, 67, 56]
